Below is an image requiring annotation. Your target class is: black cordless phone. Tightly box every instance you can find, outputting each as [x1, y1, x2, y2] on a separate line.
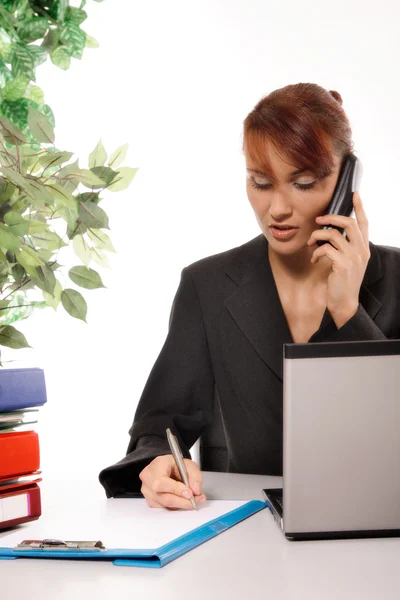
[316, 154, 363, 246]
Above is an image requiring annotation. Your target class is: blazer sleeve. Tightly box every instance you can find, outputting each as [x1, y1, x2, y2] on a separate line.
[308, 304, 388, 343]
[99, 267, 215, 497]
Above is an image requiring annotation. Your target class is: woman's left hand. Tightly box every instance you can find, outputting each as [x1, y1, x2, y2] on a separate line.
[306, 192, 371, 328]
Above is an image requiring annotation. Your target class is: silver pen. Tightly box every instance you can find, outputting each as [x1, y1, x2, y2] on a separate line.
[166, 428, 197, 510]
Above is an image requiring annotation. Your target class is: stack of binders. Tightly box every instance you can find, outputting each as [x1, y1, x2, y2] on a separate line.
[0, 368, 47, 530]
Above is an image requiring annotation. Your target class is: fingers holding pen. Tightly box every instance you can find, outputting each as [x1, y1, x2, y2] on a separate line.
[139, 455, 206, 510]
[185, 458, 204, 497]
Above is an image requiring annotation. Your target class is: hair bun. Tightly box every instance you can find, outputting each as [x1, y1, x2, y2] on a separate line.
[329, 90, 343, 105]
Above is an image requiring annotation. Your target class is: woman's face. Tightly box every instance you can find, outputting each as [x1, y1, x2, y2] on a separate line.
[245, 142, 342, 256]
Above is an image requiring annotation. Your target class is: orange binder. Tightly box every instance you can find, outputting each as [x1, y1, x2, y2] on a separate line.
[0, 431, 40, 478]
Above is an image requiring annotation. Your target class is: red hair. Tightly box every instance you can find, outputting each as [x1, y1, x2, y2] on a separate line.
[243, 83, 354, 183]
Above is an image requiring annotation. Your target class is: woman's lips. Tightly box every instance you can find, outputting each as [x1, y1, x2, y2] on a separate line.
[269, 226, 299, 240]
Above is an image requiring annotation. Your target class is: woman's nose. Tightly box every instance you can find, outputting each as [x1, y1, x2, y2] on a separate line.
[269, 190, 293, 219]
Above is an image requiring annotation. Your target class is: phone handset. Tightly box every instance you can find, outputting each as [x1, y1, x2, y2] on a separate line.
[316, 154, 363, 247]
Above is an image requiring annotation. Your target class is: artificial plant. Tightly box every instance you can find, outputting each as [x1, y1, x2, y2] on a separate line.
[0, 0, 136, 352]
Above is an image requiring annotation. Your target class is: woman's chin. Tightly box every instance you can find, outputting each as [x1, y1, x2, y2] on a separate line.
[265, 233, 311, 256]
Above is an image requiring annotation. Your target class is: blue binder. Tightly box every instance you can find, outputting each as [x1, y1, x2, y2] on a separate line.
[0, 500, 267, 568]
[0, 368, 47, 412]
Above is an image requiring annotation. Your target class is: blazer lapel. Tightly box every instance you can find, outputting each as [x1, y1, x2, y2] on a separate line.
[224, 236, 293, 381]
[224, 236, 384, 382]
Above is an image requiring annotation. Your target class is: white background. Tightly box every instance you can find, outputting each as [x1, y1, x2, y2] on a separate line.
[4, 0, 400, 481]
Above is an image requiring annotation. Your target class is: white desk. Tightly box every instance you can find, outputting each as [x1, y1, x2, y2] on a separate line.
[1, 472, 400, 600]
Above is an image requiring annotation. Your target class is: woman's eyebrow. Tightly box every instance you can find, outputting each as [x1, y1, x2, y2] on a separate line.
[247, 167, 309, 178]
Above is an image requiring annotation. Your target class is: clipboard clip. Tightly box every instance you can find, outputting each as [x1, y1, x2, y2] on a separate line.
[14, 539, 106, 551]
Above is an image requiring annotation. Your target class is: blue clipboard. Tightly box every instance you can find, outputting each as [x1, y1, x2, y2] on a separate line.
[0, 500, 266, 568]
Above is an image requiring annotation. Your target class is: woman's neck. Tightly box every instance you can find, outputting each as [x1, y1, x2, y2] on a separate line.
[268, 243, 332, 287]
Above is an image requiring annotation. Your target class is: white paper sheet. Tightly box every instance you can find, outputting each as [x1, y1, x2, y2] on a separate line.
[0, 498, 248, 550]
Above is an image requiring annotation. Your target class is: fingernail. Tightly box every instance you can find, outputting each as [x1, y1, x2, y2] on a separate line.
[193, 483, 200, 495]
[182, 490, 192, 499]
[200, 495, 206, 502]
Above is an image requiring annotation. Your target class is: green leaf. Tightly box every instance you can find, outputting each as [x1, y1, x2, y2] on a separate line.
[18, 18, 48, 43]
[55, 206, 77, 228]
[9, 196, 29, 214]
[2, 74, 28, 101]
[87, 229, 115, 252]
[84, 32, 99, 48]
[78, 169, 106, 188]
[50, 46, 70, 70]
[72, 233, 90, 266]
[41, 29, 59, 54]
[0, 167, 27, 192]
[69, 265, 105, 289]
[11, 43, 35, 80]
[0, 180, 16, 203]
[90, 247, 110, 269]
[40, 104, 55, 127]
[108, 143, 128, 168]
[20, 144, 43, 172]
[78, 200, 109, 229]
[1, 98, 29, 131]
[37, 248, 53, 262]
[65, 6, 88, 25]
[90, 166, 118, 189]
[30, 229, 65, 251]
[0, 248, 8, 266]
[0, 325, 30, 349]
[39, 150, 73, 170]
[48, 0, 68, 24]
[45, 183, 77, 216]
[89, 139, 107, 168]
[0, 114, 27, 144]
[34, 264, 56, 295]
[25, 179, 55, 208]
[59, 21, 86, 59]
[0, 223, 21, 251]
[28, 84, 44, 107]
[107, 167, 138, 191]
[27, 45, 48, 68]
[28, 105, 54, 144]
[0, 58, 13, 87]
[56, 158, 80, 179]
[76, 191, 99, 203]
[28, 220, 49, 234]
[4, 211, 30, 236]
[61, 288, 87, 322]
[0, 5, 17, 31]
[11, 263, 25, 282]
[43, 278, 62, 309]
[15, 245, 42, 277]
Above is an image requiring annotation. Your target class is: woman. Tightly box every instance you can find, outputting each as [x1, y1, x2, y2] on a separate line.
[99, 82, 400, 507]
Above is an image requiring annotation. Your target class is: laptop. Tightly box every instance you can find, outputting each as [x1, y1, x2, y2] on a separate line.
[263, 339, 400, 540]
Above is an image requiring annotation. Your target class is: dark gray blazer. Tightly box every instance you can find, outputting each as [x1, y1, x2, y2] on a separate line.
[99, 235, 400, 497]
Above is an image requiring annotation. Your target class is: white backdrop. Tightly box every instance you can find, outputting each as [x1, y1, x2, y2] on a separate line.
[5, 0, 400, 481]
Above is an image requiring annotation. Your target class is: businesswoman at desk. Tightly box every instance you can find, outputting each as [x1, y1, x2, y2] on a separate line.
[99, 82, 400, 507]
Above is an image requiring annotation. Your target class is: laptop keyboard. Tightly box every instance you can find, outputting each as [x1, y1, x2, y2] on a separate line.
[265, 488, 284, 516]
[274, 490, 283, 513]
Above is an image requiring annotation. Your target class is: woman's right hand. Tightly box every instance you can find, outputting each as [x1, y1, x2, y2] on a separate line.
[139, 454, 207, 509]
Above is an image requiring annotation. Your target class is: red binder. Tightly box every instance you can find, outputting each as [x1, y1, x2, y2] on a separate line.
[0, 483, 41, 529]
[0, 431, 40, 478]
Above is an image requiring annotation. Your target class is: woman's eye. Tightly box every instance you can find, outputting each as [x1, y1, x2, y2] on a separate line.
[249, 179, 317, 192]
[249, 177, 271, 190]
[294, 181, 317, 191]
